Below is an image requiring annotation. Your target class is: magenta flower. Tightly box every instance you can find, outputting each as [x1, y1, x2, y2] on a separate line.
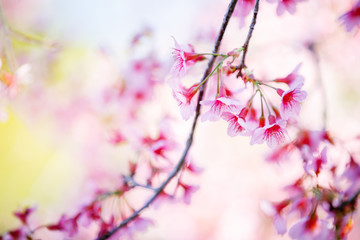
[200, 97, 241, 122]
[221, 111, 248, 137]
[279, 84, 307, 120]
[339, 1, 360, 32]
[172, 84, 199, 120]
[14, 206, 36, 225]
[267, 0, 307, 16]
[250, 118, 289, 148]
[170, 37, 205, 78]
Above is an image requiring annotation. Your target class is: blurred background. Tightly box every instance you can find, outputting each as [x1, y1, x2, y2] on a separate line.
[1, 0, 360, 239]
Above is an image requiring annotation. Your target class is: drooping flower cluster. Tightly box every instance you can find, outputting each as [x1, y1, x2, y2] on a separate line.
[262, 130, 360, 239]
[170, 40, 307, 148]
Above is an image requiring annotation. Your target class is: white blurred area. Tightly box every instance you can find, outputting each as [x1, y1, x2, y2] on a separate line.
[1, 0, 360, 240]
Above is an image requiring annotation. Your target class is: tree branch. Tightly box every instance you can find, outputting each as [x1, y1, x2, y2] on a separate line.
[236, 0, 260, 78]
[95, 1, 239, 239]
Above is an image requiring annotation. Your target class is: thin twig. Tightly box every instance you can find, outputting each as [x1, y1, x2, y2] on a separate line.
[236, 0, 260, 77]
[95, 1, 239, 239]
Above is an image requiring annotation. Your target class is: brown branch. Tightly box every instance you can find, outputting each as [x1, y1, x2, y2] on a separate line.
[236, 0, 260, 78]
[95, 1, 239, 239]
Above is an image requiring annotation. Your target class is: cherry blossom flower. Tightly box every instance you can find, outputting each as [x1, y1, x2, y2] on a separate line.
[234, 0, 256, 28]
[170, 37, 205, 78]
[47, 214, 80, 237]
[250, 117, 289, 148]
[288, 214, 333, 240]
[178, 182, 200, 204]
[274, 63, 304, 88]
[221, 111, 248, 137]
[14, 206, 36, 225]
[265, 143, 295, 163]
[1, 228, 28, 240]
[339, 1, 360, 32]
[267, 0, 307, 16]
[277, 84, 307, 120]
[184, 158, 204, 175]
[302, 147, 327, 177]
[200, 96, 241, 121]
[260, 200, 290, 234]
[172, 84, 199, 120]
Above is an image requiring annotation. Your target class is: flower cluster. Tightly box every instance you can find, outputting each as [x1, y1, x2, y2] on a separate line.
[262, 129, 360, 239]
[170, 40, 307, 148]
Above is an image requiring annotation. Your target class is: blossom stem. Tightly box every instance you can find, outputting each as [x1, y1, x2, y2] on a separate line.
[258, 82, 277, 90]
[195, 56, 229, 91]
[95, 1, 239, 239]
[196, 53, 227, 57]
[236, 0, 260, 77]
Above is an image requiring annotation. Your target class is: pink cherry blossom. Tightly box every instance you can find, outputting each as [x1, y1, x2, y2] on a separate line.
[170, 37, 205, 78]
[288, 214, 333, 240]
[260, 200, 290, 235]
[178, 182, 200, 204]
[339, 1, 360, 32]
[200, 97, 241, 121]
[13, 206, 36, 225]
[267, 0, 307, 16]
[234, 0, 256, 28]
[221, 111, 248, 137]
[278, 85, 307, 120]
[172, 84, 199, 120]
[47, 214, 80, 237]
[275, 63, 304, 88]
[265, 143, 295, 163]
[302, 147, 327, 177]
[250, 118, 289, 148]
[184, 158, 204, 175]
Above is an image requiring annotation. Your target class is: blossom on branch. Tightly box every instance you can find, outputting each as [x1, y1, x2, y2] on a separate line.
[172, 84, 199, 120]
[200, 96, 241, 122]
[277, 83, 307, 120]
[170, 37, 205, 79]
[250, 117, 289, 148]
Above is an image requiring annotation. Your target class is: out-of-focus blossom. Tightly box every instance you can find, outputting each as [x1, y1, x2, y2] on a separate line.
[261, 200, 290, 234]
[178, 182, 200, 204]
[267, 0, 307, 16]
[288, 213, 333, 240]
[274, 63, 304, 88]
[234, 0, 256, 28]
[172, 83, 199, 120]
[339, 1, 360, 32]
[13, 206, 36, 225]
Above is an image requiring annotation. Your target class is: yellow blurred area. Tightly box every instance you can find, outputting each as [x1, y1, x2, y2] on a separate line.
[0, 111, 83, 232]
